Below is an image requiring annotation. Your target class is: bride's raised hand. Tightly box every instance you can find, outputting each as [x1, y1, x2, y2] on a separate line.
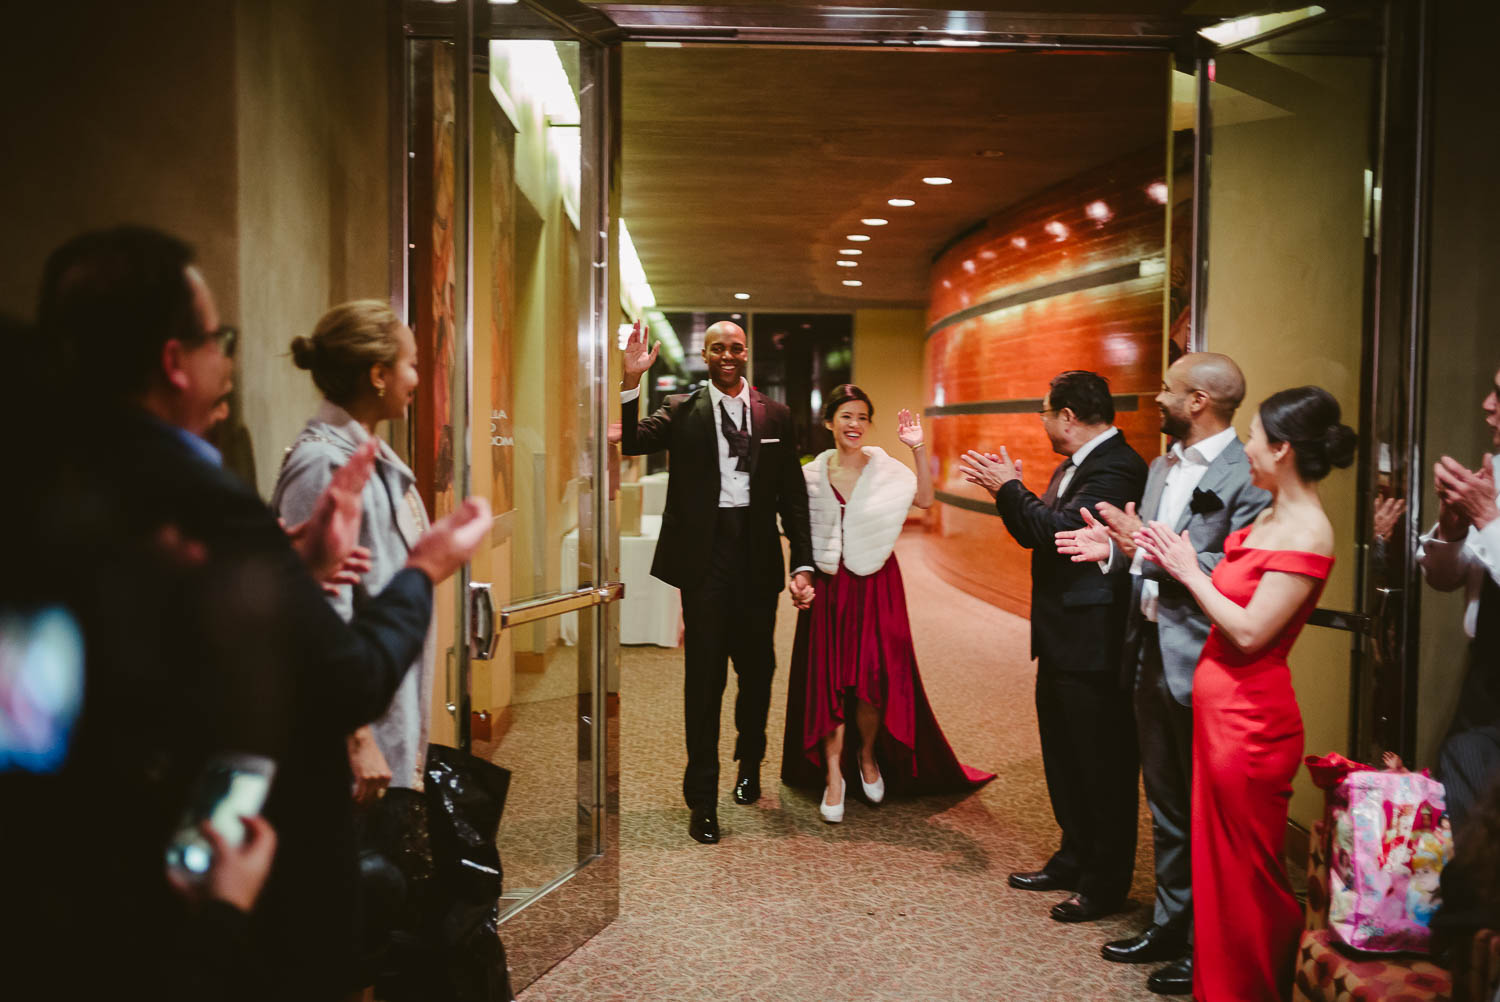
[897, 408, 924, 450]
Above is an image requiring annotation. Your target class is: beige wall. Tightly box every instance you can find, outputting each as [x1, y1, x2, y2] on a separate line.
[1, 3, 240, 325]
[1416, 0, 1500, 766]
[236, 0, 393, 497]
[852, 308, 927, 463]
[1202, 52, 1371, 827]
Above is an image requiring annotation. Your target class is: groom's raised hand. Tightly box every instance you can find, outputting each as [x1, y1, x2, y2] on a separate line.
[1055, 508, 1112, 563]
[621, 319, 659, 391]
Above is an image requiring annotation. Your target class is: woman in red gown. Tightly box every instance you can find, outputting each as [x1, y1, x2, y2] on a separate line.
[780, 384, 992, 822]
[1136, 385, 1356, 1001]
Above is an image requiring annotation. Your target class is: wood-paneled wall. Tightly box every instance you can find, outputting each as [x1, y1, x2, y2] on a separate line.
[925, 147, 1169, 618]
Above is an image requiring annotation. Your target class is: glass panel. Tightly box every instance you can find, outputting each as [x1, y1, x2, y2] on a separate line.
[1201, 10, 1381, 828]
[470, 34, 591, 913]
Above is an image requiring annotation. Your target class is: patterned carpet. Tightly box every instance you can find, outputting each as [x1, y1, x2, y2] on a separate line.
[518, 533, 1175, 1002]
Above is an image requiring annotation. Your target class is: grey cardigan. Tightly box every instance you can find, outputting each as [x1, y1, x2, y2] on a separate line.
[271, 401, 436, 790]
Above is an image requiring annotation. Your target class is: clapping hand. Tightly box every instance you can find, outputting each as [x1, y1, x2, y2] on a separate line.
[959, 448, 1021, 498]
[622, 320, 659, 389]
[1055, 508, 1113, 563]
[1095, 501, 1144, 559]
[286, 439, 378, 582]
[1134, 520, 1201, 583]
[896, 409, 924, 450]
[1434, 454, 1497, 533]
[405, 496, 494, 584]
[1372, 496, 1407, 543]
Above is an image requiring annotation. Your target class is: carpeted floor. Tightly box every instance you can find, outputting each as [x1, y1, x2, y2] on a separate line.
[517, 534, 1176, 1002]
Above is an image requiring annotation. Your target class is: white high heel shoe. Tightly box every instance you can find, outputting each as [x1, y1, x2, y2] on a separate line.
[859, 763, 885, 804]
[819, 778, 845, 823]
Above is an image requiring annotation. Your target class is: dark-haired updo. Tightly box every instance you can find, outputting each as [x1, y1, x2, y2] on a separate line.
[823, 383, 874, 423]
[1258, 385, 1357, 482]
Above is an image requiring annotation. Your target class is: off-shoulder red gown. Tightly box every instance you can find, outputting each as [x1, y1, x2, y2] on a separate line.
[1192, 526, 1334, 1002]
[780, 486, 992, 796]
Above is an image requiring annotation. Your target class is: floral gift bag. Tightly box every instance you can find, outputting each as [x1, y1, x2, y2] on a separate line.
[1306, 752, 1454, 954]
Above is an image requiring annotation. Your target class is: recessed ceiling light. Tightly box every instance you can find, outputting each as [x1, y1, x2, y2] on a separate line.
[1147, 181, 1169, 205]
[861, 218, 889, 226]
[730, 313, 743, 319]
[839, 248, 862, 256]
[922, 177, 953, 186]
[842, 280, 863, 287]
[887, 198, 916, 207]
[733, 292, 750, 300]
[836, 260, 858, 268]
[846, 234, 871, 242]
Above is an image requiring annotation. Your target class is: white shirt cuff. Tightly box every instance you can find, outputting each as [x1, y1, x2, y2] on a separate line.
[1098, 538, 1115, 574]
[1476, 518, 1500, 583]
[620, 386, 640, 403]
[791, 565, 815, 577]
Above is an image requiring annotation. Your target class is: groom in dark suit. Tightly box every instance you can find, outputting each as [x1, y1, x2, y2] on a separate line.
[1058, 353, 1267, 995]
[619, 320, 814, 844]
[961, 370, 1148, 923]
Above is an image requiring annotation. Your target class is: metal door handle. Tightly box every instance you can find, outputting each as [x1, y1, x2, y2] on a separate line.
[469, 581, 498, 659]
[498, 581, 625, 629]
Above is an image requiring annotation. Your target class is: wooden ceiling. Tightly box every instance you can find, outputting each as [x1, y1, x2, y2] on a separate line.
[622, 45, 1172, 309]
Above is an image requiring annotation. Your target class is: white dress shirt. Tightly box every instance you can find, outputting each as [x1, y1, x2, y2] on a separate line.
[1056, 426, 1119, 498]
[1098, 425, 1238, 623]
[1418, 454, 1500, 638]
[619, 380, 751, 507]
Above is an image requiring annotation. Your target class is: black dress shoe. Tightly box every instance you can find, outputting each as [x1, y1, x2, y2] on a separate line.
[1146, 956, 1192, 995]
[1100, 924, 1187, 964]
[1050, 893, 1126, 923]
[1007, 869, 1077, 892]
[732, 766, 761, 805]
[689, 809, 720, 844]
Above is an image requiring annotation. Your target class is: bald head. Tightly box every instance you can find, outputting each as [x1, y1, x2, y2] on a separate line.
[704, 320, 745, 342]
[1175, 352, 1246, 420]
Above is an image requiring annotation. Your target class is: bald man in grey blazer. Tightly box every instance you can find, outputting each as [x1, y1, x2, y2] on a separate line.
[1057, 353, 1268, 996]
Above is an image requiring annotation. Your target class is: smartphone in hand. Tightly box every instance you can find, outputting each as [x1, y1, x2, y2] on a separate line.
[165, 753, 276, 881]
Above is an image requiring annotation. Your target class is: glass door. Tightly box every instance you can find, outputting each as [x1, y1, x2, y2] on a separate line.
[403, 0, 623, 990]
[1190, 2, 1430, 825]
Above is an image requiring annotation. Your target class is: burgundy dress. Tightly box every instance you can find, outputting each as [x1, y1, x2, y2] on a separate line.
[1192, 526, 1333, 1002]
[780, 485, 993, 795]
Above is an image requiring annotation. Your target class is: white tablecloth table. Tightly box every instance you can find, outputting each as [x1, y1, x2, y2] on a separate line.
[638, 472, 670, 517]
[560, 515, 681, 647]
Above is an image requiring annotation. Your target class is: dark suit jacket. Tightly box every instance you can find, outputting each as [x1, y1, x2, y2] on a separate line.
[58, 410, 433, 994]
[621, 386, 813, 595]
[996, 430, 1149, 672]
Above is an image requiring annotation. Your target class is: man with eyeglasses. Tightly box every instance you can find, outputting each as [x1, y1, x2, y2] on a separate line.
[619, 319, 814, 845]
[960, 369, 1148, 928]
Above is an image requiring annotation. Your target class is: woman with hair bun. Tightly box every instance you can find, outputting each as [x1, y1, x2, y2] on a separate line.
[1134, 385, 1355, 1002]
[273, 301, 431, 807]
[780, 383, 992, 824]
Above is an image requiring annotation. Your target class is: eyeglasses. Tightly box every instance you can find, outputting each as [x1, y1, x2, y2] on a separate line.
[202, 324, 238, 359]
[1037, 406, 1056, 415]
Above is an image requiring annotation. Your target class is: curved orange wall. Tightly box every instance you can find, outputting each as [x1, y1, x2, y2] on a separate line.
[925, 147, 1168, 618]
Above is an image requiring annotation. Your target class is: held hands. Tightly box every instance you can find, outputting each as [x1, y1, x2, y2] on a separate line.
[347, 726, 393, 805]
[1095, 501, 1144, 560]
[789, 570, 816, 610]
[896, 409, 924, 450]
[1434, 454, 1497, 535]
[166, 814, 278, 914]
[1134, 520, 1201, 583]
[405, 496, 494, 585]
[286, 439, 378, 582]
[1055, 508, 1113, 563]
[958, 448, 1021, 498]
[622, 319, 660, 390]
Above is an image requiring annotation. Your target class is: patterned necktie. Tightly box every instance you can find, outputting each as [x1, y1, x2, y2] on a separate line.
[719, 400, 751, 472]
[1042, 459, 1071, 507]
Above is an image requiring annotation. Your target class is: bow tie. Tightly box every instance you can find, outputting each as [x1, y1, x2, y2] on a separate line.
[719, 400, 751, 472]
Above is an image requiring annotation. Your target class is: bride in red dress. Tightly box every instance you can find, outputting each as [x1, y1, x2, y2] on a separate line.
[780, 384, 992, 823]
[1135, 385, 1356, 1002]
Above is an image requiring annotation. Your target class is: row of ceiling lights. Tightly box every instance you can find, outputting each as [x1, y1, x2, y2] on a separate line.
[729, 176, 956, 298]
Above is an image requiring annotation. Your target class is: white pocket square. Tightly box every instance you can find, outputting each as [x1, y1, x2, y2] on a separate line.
[760, 437, 780, 444]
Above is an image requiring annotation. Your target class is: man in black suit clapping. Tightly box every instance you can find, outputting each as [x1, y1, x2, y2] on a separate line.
[619, 320, 815, 844]
[961, 370, 1148, 923]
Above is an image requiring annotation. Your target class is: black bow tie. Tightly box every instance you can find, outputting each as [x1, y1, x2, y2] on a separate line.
[719, 400, 751, 472]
